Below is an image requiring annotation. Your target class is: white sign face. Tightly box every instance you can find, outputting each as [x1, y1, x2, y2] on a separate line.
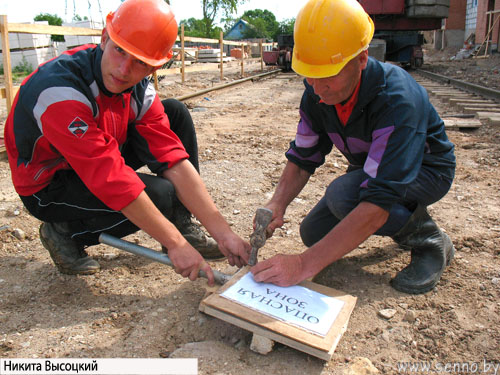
[221, 273, 345, 336]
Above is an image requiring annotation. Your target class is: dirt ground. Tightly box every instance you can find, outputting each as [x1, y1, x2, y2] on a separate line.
[0, 52, 499, 374]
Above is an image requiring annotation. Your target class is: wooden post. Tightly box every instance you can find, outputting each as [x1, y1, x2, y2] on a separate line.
[259, 40, 264, 71]
[219, 30, 224, 81]
[0, 15, 14, 112]
[181, 24, 185, 84]
[485, 12, 492, 56]
[240, 43, 245, 78]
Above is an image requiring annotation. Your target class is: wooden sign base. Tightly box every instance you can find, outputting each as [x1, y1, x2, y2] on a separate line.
[199, 267, 357, 361]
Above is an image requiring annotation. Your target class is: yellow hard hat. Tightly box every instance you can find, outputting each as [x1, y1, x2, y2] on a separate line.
[292, 0, 374, 78]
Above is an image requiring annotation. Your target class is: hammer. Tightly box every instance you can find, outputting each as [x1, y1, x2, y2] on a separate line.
[248, 207, 273, 266]
[99, 233, 231, 285]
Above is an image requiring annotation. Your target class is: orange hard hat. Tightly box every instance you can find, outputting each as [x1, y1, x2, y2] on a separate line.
[292, 0, 374, 78]
[106, 0, 178, 67]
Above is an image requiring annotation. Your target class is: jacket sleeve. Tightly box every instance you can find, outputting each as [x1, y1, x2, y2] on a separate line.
[37, 89, 145, 211]
[285, 90, 333, 174]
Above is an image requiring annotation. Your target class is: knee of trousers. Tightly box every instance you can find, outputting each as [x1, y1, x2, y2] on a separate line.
[143, 176, 176, 215]
[162, 98, 191, 121]
[325, 181, 358, 219]
[299, 217, 320, 247]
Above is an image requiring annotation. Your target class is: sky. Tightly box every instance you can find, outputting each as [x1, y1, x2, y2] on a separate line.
[0, 0, 305, 26]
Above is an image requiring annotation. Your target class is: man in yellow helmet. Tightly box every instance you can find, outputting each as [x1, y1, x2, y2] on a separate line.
[251, 0, 456, 294]
[5, 0, 250, 284]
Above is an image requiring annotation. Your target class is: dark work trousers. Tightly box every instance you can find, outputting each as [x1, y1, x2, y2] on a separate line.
[20, 99, 199, 246]
[299, 166, 453, 247]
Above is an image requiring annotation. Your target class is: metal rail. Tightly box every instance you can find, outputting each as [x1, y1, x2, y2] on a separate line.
[175, 69, 282, 102]
[416, 68, 500, 102]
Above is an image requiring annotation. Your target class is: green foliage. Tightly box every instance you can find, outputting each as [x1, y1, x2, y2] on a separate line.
[72, 14, 89, 21]
[180, 17, 223, 39]
[241, 9, 279, 40]
[277, 18, 295, 36]
[34, 13, 65, 42]
[13, 57, 34, 75]
[201, 0, 245, 38]
[236, 10, 295, 41]
[9, 57, 34, 81]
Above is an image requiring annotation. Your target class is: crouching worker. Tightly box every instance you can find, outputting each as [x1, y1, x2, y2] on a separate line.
[4, 0, 250, 284]
[251, 0, 456, 294]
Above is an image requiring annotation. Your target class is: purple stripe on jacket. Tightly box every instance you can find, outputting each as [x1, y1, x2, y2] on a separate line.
[347, 137, 371, 154]
[286, 148, 323, 164]
[328, 133, 346, 153]
[297, 109, 317, 136]
[295, 133, 319, 148]
[363, 126, 394, 178]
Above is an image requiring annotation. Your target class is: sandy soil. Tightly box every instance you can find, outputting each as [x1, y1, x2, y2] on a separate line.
[0, 54, 499, 374]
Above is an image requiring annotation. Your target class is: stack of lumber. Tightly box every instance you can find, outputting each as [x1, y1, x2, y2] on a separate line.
[197, 49, 233, 63]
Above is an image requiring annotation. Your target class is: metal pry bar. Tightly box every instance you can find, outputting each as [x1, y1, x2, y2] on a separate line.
[99, 233, 232, 285]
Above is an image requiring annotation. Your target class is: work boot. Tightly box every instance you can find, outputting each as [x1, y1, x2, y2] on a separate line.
[169, 206, 225, 260]
[39, 222, 100, 275]
[390, 205, 454, 294]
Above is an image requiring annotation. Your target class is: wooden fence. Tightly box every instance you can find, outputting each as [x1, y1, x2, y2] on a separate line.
[0, 15, 275, 113]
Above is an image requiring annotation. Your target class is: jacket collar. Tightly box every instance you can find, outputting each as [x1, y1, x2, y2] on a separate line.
[356, 57, 386, 108]
[304, 57, 387, 110]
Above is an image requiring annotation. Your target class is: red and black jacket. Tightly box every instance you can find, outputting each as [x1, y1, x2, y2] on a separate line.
[4, 44, 188, 211]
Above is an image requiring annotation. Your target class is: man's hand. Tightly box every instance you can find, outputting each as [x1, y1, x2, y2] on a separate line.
[217, 232, 251, 268]
[259, 202, 286, 238]
[250, 254, 305, 287]
[167, 242, 215, 286]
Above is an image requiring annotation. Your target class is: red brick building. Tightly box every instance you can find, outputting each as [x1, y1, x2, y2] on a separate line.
[473, 0, 500, 51]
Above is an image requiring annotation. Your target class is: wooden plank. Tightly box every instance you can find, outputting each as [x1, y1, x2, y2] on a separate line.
[7, 22, 101, 36]
[443, 117, 482, 129]
[156, 64, 219, 77]
[448, 98, 494, 104]
[0, 86, 19, 99]
[181, 25, 185, 84]
[462, 107, 500, 114]
[1, 15, 14, 112]
[0, 145, 7, 161]
[476, 112, 500, 124]
[430, 90, 468, 95]
[219, 31, 224, 81]
[456, 103, 499, 108]
[200, 267, 357, 361]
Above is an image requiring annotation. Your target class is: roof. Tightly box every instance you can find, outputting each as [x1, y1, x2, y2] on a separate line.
[225, 19, 252, 40]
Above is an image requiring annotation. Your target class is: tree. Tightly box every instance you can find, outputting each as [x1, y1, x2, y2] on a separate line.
[277, 18, 295, 37]
[72, 14, 89, 22]
[180, 17, 223, 39]
[240, 9, 279, 40]
[34, 13, 64, 42]
[201, 0, 245, 38]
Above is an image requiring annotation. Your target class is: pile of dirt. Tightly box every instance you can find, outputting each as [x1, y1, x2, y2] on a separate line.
[422, 47, 500, 89]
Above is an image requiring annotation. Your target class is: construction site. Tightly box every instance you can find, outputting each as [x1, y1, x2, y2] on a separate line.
[0, 0, 500, 374]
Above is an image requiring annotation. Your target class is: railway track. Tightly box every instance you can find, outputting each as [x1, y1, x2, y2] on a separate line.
[411, 69, 500, 129]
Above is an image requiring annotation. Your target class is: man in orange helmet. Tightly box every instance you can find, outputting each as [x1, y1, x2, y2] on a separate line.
[4, 0, 250, 284]
[251, 0, 456, 294]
